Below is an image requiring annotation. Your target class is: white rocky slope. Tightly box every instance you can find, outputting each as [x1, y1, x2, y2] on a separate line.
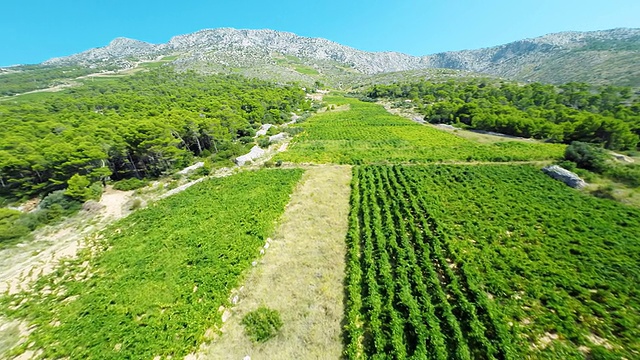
[43, 27, 640, 83]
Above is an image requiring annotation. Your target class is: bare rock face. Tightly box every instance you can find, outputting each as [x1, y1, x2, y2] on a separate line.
[235, 146, 266, 166]
[542, 165, 587, 189]
[268, 133, 287, 143]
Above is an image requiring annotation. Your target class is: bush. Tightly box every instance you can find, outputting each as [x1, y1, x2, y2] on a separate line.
[283, 127, 304, 136]
[129, 198, 142, 210]
[88, 182, 104, 200]
[241, 307, 283, 343]
[40, 190, 81, 212]
[113, 178, 148, 191]
[591, 185, 616, 200]
[605, 164, 640, 187]
[556, 160, 577, 172]
[565, 142, 608, 173]
[238, 136, 254, 145]
[257, 136, 271, 148]
[0, 208, 29, 243]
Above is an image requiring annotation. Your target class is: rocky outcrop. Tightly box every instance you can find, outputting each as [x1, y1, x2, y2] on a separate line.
[542, 165, 587, 189]
[268, 133, 287, 143]
[235, 146, 265, 166]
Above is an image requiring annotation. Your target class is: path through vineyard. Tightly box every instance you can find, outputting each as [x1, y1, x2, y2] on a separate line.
[200, 165, 352, 360]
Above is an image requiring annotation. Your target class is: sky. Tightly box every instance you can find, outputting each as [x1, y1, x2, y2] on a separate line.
[1, 0, 639, 66]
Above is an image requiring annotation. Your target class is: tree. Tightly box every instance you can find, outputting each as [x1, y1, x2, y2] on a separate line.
[65, 174, 91, 201]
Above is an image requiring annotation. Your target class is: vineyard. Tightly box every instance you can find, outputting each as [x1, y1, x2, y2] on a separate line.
[276, 97, 566, 164]
[0, 169, 303, 359]
[345, 165, 640, 359]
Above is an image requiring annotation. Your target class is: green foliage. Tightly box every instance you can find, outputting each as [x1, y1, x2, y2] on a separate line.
[0, 169, 303, 359]
[0, 65, 98, 96]
[294, 66, 319, 75]
[0, 208, 29, 243]
[112, 178, 148, 191]
[39, 190, 81, 213]
[129, 198, 142, 210]
[242, 307, 283, 343]
[65, 174, 91, 201]
[0, 68, 306, 199]
[605, 163, 640, 187]
[257, 136, 271, 148]
[344, 165, 640, 359]
[277, 96, 565, 164]
[0, 191, 82, 246]
[556, 160, 578, 171]
[564, 141, 608, 172]
[365, 80, 640, 150]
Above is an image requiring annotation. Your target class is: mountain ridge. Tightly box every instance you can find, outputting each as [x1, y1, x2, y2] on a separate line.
[33, 27, 640, 86]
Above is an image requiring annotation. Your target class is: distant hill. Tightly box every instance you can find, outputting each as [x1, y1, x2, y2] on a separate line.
[5, 27, 640, 88]
[427, 28, 640, 87]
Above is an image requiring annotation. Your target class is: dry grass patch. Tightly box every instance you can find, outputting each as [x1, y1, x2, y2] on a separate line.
[200, 165, 352, 360]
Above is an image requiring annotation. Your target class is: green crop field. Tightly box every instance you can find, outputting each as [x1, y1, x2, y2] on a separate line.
[344, 165, 640, 359]
[276, 97, 566, 164]
[0, 169, 304, 359]
[294, 66, 320, 75]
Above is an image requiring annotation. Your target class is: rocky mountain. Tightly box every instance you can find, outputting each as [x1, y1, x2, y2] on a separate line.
[36, 27, 640, 87]
[428, 28, 640, 86]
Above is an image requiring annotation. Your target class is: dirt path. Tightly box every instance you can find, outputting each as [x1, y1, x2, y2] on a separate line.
[0, 186, 134, 295]
[199, 165, 352, 360]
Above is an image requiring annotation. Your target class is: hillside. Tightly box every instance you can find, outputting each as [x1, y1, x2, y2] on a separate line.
[34, 27, 640, 87]
[429, 28, 640, 86]
[1, 25, 640, 360]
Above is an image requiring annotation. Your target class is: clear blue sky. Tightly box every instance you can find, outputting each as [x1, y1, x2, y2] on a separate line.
[1, 0, 639, 66]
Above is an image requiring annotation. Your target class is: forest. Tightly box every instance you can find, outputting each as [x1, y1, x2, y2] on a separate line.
[363, 80, 640, 150]
[0, 68, 309, 200]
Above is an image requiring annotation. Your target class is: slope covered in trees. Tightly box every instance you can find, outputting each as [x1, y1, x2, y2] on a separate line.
[0, 68, 308, 199]
[364, 80, 640, 150]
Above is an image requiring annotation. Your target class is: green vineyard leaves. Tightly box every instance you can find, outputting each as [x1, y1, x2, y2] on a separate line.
[344, 165, 640, 359]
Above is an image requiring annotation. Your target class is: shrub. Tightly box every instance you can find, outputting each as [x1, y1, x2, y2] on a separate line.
[241, 307, 283, 343]
[257, 136, 271, 148]
[565, 142, 608, 173]
[283, 127, 304, 136]
[113, 178, 148, 191]
[556, 160, 578, 172]
[591, 185, 616, 200]
[238, 136, 254, 144]
[605, 164, 640, 187]
[0, 208, 29, 243]
[129, 199, 142, 210]
[88, 182, 104, 200]
[40, 190, 81, 212]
